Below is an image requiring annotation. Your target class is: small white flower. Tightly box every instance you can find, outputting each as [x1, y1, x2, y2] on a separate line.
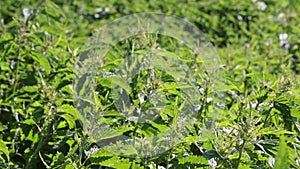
[278, 33, 290, 50]
[10, 60, 16, 69]
[233, 129, 239, 136]
[102, 71, 116, 78]
[237, 15, 243, 20]
[193, 104, 202, 111]
[128, 115, 138, 122]
[23, 8, 33, 21]
[281, 75, 285, 82]
[158, 165, 166, 169]
[279, 33, 288, 41]
[65, 30, 72, 34]
[96, 8, 103, 12]
[207, 98, 213, 103]
[94, 13, 100, 19]
[257, 1, 267, 11]
[183, 150, 189, 156]
[180, 40, 185, 46]
[268, 156, 275, 167]
[278, 13, 285, 19]
[104, 7, 110, 12]
[250, 102, 257, 109]
[84, 146, 99, 157]
[198, 86, 205, 94]
[148, 164, 154, 169]
[138, 93, 144, 103]
[222, 127, 231, 134]
[208, 158, 217, 167]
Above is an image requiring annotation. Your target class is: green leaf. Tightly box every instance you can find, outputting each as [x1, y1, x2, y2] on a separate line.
[100, 156, 131, 169]
[31, 52, 51, 74]
[57, 121, 68, 129]
[89, 149, 132, 169]
[28, 33, 45, 46]
[96, 78, 112, 88]
[147, 121, 169, 132]
[20, 86, 39, 93]
[58, 113, 76, 129]
[179, 155, 207, 165]
[256, 128, 294, 136]
[58, 104, 83, 128]
[44, 1, 66, 20]
[23, 119, 35, 125]
[90, 125, 124, 142]
[111, 76, 132, 95]
[94, 91, 101, 110]
[291, 107, 300, 118]
[59, 104, 79, 118]
[42, 25, 61, 35]
[90, 149, 114, 158]
[274, 136, 289, 169]
[0, 140, 9, 161]
[50, 152, 66, 168]
[63, 164, 74, 169]
[25, 129, 39, 143]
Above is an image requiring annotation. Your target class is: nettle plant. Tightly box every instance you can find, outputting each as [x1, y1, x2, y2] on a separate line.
[72, 30, 300, 169]
[0, 1, 299, 169]
[213, 46, 300, 168]
[72, 32, 222, 168]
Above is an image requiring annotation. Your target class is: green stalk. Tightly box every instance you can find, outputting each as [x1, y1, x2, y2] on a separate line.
[235, 136, 246, 169]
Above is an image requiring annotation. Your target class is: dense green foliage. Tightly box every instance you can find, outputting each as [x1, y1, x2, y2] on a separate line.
[0, 0, 300, 168]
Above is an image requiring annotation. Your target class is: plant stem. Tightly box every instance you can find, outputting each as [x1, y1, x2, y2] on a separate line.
[235, 139, 246, 169]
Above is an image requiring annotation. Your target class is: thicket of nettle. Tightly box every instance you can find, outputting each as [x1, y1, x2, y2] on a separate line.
[0, 0, 299, 168]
